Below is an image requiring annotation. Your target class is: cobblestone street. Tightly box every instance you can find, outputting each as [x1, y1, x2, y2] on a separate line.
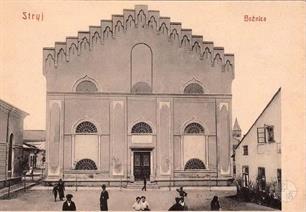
[0, 186, 275, 211]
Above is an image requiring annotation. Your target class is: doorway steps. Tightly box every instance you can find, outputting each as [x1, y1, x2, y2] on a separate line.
[126, 181, 160, 189]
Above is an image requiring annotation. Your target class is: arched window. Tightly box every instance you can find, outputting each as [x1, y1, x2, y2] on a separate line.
[8, 134, 13, 171]
[131, 122, 152, 134]
[76, 80, 98, 92]
[75, 159, 97, 170]
[131, 82, 152, 93]
[184, 158, 206, 170]
[76, 121, 97, 133]
[184, 83, 204, 94]
[184, 122, 204, 134]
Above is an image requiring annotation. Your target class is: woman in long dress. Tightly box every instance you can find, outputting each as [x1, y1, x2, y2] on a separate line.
[58, 179, 65, 201]
[100, 184, 109, 211]
[210, 196, 221, 211]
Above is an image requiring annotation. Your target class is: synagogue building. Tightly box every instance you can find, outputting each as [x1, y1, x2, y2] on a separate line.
[43, 5, 235, 186]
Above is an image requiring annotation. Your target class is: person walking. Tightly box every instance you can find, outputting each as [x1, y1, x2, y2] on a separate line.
[100, 184, 109, 211]
[142, 174, 147, 191]
[62, 194, 76, 211]
[58, 179, 65, 201]
[210, 196, 221, 211]
[132, 196, 142, 211]
[52, 184, 58, 202]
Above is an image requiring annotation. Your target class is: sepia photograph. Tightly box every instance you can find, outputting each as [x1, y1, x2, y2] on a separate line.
[0, 0, 305, 211]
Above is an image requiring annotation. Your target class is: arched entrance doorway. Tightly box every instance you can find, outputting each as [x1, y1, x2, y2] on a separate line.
[131, 122, 152, 181]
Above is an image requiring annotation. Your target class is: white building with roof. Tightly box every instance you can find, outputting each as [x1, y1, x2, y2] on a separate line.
[235, 88, 281, 192]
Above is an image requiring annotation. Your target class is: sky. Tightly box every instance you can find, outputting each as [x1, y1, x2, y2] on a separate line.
[0, 1, 305, 134]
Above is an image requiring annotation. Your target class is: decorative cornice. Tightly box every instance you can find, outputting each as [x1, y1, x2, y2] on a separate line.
[43, 5, 234, 77]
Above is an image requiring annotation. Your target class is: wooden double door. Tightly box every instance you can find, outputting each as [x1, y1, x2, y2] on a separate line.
[134, 152, 150, 181]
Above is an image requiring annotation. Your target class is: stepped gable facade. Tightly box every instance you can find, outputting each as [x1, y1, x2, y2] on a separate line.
[43, 5, 235, 186]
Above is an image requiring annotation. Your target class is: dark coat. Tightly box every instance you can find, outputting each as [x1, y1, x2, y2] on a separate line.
[62, 201, 76, 211]
[210, 200, 221, 211]
[100, 190, 109, 210]
[53, 185, 58, 198]
[168, 203, 184, 211]
[58, 182, 65, 199]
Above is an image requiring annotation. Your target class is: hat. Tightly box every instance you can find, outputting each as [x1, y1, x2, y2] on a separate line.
[66, 194, 73, 199]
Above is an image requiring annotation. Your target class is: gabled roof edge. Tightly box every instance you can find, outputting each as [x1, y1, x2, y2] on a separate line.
[235, 87, 281, 150]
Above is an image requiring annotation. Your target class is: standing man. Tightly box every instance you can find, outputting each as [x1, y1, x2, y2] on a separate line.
[100, 184, 109, 211]
[142, 173, 147, 191]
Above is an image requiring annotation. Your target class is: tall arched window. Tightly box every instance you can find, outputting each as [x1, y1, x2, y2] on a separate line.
[131, 122, 152, 134]
[75, 159, 97, 170]
[131, 43, 153, 92]
[184, 122, 204, 134]
[76, 121, 97, 133]
[76, 80, 98, 92]
[184, 83, 204, 94]
[8, 134, 13, 172]
[184, 158, 206, 170]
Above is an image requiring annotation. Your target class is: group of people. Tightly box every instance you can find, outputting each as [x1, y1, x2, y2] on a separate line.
[168, 187, 221, 211]
[51, 180, 221, 211]
[52, 179, 76, 211]
[52, 179, 65, 201]
[52, 180, 109, 211]
[132, 196, 150, 211]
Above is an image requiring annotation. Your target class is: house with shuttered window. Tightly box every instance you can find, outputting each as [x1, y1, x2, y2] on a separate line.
[235, 88, 281, 191]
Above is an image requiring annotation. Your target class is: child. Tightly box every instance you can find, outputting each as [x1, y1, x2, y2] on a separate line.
[132, 196, 142, 211]
[52, 184, 58, 202]
[62, 194, 76, 211]
[140, 196, 150, 211]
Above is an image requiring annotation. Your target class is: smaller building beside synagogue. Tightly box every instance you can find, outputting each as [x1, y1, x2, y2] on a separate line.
[0, 99, 28, 188]
[235, 88, 281, 193]
[23, 130, 46, 170]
